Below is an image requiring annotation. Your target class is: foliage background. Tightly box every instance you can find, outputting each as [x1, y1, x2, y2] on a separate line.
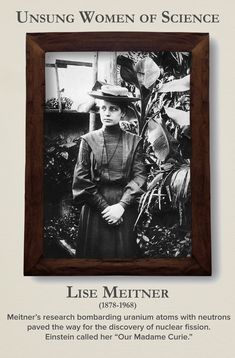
[44, 51, 192, 258]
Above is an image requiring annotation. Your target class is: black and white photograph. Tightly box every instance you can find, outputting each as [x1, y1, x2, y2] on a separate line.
[43, 50, 192, 260]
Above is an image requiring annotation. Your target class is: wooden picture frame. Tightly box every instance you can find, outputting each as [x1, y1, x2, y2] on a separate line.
[24, 32, 211, 276]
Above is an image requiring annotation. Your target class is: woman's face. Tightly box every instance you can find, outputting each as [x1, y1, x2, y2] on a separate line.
[99, 100, 124, 126]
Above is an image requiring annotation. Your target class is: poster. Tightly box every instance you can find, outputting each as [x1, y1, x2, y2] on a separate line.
[0, 1, 234, 357]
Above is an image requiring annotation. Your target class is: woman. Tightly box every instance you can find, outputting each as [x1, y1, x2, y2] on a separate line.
[72, 85, 146, 259]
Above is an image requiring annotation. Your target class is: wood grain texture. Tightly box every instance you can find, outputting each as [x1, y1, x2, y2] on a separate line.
[24, 32, 211, 276]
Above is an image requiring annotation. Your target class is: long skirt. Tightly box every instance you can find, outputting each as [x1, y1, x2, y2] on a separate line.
[76, 184, 140, 259]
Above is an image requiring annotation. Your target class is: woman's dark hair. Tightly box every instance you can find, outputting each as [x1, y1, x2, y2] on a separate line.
[101, 99, 128, 115]
[116, 102, 128, 115]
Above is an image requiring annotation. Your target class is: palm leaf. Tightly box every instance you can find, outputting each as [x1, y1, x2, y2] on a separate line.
[134, 190, 151, 228]
[146, 188, 158, 212]
[148, 118, 178, 162]
[147, 118, 170, 161]
[159, 75, 190, 93]
[165, 107, 190, 127]
[135, 57, 161, 89]
[147, 172, 164, 191]
[170, 165, 190, 207]
[117, 55, 139, 87]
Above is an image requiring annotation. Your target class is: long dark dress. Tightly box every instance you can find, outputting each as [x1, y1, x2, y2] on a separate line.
[72, 124, 146, 259]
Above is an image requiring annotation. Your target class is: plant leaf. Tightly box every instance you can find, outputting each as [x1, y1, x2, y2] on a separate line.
[148, 118, 177, 162]
[146, 188, 158, 211]
[142, 235, 150, 242]
[117, 55, 139, 87]
[134, 191, 151, 228]
[147, 173, 164, 190]
[60, 151, 69, 160]
[170, 165, 190, 206]
[165, 107, 190, 127]
[135, 57, 161, 89]
[159, 75, 190, 93]
[181, 125, 191, 139]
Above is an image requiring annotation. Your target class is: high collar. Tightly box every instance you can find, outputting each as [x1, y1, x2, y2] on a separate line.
[102, 124, 122, 134]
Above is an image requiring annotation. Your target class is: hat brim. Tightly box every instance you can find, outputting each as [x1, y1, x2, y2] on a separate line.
[88, 91, 140, 102]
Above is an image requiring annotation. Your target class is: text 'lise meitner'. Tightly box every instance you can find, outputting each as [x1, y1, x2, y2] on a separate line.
[66, 286, 169, 299]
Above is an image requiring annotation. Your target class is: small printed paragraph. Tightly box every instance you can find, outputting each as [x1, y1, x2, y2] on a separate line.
[6, 312, 232, 342]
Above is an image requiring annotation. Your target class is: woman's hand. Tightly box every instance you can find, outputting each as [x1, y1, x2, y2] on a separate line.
[101, 204, 125, 225]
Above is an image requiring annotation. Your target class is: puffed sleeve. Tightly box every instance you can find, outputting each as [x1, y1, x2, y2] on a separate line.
[119, 142, 147, 208]
[72, 138, 109, 212]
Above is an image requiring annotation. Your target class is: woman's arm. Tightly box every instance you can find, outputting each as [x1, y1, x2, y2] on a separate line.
[72, 138, 109, 212]
[119, 143, 147, 208]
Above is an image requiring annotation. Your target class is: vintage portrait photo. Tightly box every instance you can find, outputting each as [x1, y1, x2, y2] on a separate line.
[24, 32, 210, 275]
[44, 50, 192, 260]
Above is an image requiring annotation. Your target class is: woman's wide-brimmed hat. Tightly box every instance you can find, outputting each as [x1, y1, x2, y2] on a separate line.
[89, 84, 140, 102]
